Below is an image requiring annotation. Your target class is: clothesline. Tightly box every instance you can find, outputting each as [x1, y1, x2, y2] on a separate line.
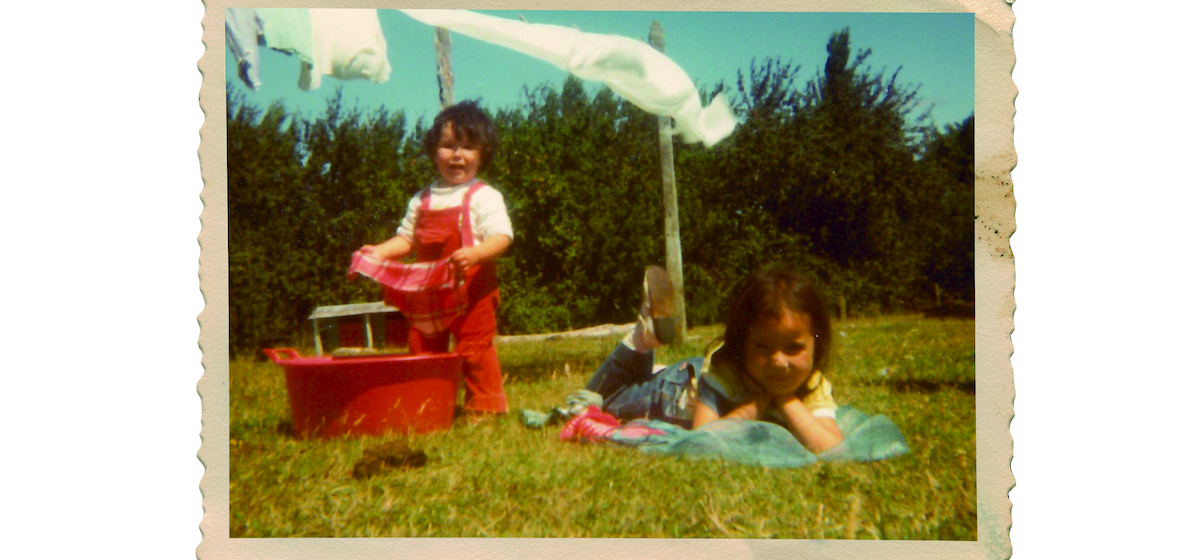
[226, 8, 737, 147]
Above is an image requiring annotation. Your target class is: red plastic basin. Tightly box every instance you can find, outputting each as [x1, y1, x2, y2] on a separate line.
[263, 348, 462, 438]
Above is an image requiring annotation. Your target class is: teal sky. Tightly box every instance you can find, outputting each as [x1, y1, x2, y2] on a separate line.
[226, 10, 974, 131]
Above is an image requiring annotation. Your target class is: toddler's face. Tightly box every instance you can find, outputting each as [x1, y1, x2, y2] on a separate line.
[743, 309, 817, 397]
[433, 123, 481, 186]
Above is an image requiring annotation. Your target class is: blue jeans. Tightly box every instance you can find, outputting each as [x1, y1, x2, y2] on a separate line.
[584, 342, 703, 428]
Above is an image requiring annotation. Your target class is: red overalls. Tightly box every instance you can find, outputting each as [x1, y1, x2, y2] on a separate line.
[401, 182, 507, 413]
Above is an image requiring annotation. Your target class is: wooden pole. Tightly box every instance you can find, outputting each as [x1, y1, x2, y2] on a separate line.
[313, 319, 324, 356]
[435, 28, 454, 109]
[649, 21, 686, 343]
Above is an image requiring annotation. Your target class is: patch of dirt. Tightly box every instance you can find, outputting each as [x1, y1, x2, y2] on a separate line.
[352, 440, 428, 479]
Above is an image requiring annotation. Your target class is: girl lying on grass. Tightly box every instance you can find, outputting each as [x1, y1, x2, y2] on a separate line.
[546, 265, 844, 454]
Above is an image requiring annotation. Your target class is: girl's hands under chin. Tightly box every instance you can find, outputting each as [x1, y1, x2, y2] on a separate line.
[771, 392, 801, 408]
[721, 375, 773, 421]
[742, 376, 774, 419]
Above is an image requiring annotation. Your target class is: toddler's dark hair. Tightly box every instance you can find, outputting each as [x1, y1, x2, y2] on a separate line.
[423, 100, 498, 172]
[716, 265, 834, 375]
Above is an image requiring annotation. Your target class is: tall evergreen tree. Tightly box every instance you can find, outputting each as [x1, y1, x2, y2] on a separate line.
[790, 28, 933, 310]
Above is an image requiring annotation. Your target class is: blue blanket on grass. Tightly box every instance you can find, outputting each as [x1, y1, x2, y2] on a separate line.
[608, 406, 908, 468]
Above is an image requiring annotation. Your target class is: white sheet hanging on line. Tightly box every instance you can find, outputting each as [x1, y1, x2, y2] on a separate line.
[303, 9, 392, 91]
[399, 9, 736, 147]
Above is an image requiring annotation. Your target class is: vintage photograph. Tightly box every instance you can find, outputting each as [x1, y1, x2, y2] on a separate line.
[20, 1, 1200, 559]
[201, 2, 1013, 558]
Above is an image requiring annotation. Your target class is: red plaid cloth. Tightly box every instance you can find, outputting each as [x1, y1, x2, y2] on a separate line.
[347, 250, 467, 337]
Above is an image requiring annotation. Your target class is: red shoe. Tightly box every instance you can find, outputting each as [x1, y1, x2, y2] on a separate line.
[559, 405, 619, 442]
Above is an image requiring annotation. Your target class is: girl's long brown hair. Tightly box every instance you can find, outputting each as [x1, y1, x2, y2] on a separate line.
[713, 265, 833, 376]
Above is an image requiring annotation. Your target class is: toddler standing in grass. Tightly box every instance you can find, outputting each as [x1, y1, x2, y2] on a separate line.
[552, 265, 844, 453]
[359, 101, 512, 416]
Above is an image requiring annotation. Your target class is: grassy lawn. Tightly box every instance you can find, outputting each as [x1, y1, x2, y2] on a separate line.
[229, 315, 975, 539]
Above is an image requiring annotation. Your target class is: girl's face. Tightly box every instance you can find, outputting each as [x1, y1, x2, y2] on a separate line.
[743, 309, 817, 397]
[433, 123, 481, 186]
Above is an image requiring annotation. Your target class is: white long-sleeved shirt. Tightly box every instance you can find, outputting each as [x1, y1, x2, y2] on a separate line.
[395, 181, 514, 247]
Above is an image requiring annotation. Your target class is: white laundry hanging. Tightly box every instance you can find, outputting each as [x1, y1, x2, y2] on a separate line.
[302, 9, 392, 91]
[225, 8, 264, 90]
[400, 9, 736, 147]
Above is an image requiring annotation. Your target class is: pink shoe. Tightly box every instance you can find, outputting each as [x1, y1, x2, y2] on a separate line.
[559, 405, 619, 442]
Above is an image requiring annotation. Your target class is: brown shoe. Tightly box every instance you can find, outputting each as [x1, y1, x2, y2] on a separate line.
[642, 265, 676, 346]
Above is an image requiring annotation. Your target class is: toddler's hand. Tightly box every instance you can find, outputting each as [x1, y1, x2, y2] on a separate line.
[358, 244, 377, 255]
[449, 247, 480, 274]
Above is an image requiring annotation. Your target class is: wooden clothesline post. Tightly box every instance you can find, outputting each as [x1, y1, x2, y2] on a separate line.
[649, 21, 687, 344]
[435, 27, 454, 109]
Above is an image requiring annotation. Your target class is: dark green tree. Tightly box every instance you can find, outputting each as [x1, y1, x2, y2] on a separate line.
[490, 76, 663, 332]
[227, 86, 308, 350]
[919, 114, 975, 305]
[299, 88, 417, 308]
[226, 86, 421, 354]
[788, 28, 934, 312]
